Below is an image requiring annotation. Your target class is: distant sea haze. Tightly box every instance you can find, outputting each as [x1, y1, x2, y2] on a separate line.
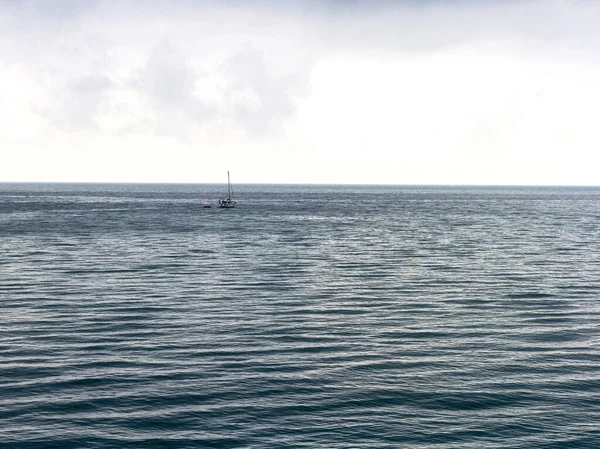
[1, 183, 599, 448]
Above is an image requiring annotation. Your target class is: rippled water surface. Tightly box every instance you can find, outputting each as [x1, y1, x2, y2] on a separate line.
[1, 183, 599, 448]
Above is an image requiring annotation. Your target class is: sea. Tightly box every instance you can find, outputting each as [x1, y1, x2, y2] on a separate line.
[1, 183, 599, 448]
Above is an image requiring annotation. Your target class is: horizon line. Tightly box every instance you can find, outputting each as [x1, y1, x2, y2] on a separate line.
[1, 181, 599, 188]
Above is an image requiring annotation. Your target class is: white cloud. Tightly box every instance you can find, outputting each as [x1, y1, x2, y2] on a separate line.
[0, 0, 599, 184]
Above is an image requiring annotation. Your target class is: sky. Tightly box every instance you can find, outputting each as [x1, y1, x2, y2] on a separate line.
[1, 0, 599, 185]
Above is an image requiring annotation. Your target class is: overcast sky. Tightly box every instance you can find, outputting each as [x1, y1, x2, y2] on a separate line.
[1, 0, 599, 184]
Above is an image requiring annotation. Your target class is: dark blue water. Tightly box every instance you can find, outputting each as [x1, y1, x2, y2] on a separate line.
[1, 183, 599, 448]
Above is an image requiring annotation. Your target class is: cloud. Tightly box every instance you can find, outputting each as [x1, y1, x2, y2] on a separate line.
[51, 75, 114, 129]
[1, 0, 317, 138]
[2, 0, 600, 183]
[128, 41, 216, 138]
[221, 46, 310, 135]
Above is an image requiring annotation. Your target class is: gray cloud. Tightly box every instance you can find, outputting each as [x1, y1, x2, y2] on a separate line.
[38, 73, 114, 131]
[136, 43, 207, 116]
[66, 74, 113, 128]
[124, 40, 312, 138]
[131, 41, 216, 137]
[222, 46, 310, 135]
[3, 0, 600, 140]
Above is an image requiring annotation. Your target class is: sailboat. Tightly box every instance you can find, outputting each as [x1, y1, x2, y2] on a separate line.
[217, 171, 236, 208]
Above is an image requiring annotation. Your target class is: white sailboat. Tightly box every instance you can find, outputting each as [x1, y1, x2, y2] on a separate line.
[217, 171, 236, 208]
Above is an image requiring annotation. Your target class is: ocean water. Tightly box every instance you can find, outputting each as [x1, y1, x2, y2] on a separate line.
[1, 183, 599, 448]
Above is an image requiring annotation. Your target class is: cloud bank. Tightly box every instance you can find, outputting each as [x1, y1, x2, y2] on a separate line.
[1, 0, 599, 184]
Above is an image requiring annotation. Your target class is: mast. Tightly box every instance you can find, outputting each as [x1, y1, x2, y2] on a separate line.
[227, 171, 232, 200]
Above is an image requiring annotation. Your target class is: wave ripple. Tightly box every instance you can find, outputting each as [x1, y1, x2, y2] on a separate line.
[1, 184, 599, 448]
